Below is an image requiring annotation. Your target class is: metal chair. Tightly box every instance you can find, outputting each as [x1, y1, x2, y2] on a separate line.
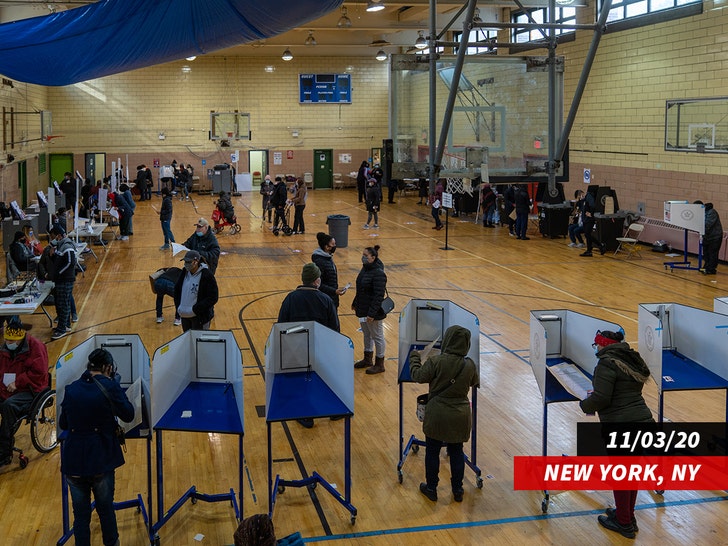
[303, 173, 313, 189]
[333, 173, 343, 189]
[614, 223, 645, 259]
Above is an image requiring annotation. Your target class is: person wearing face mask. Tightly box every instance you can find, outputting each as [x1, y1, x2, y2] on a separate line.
[311, 232, 348, 309]
[174, 250, 219, 331]
[182, 217, 221, 275]
[277, 263, 339, 333]
[352, 245, 388, 374]
[60, 348, 134, 546]
[8, 230, 37, 272]
[48, 226, 78, 341]
[0, 319, 48, 467]
[580, 330, 653, 539]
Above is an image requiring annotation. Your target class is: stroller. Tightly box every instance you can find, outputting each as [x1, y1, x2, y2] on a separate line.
[212, 193, 241, 234]
[272, 200, 293, 236]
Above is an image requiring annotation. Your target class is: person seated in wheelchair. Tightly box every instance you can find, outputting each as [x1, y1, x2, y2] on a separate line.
[0, 318, 48, 467]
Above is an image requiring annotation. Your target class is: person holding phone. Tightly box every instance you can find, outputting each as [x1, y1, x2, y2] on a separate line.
[60, 348, 134, 546]
[312, 232, 348, 309]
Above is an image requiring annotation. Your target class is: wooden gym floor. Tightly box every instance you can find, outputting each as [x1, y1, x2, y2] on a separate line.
[1, 187, 726, 545]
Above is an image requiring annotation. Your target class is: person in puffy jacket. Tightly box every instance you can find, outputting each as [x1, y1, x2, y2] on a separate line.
[352, 245, 387, 374]
[696, 200, 723, 275]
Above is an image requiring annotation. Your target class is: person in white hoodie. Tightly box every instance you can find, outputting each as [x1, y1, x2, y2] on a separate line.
[173, 250, 219, 331]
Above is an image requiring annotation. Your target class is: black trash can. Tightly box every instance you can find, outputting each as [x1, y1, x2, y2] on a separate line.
[326, 214, 351, 248]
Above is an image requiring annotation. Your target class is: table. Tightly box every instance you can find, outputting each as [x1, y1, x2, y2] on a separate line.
[0, 279, 54, 327]
[69, 223, 109, 261]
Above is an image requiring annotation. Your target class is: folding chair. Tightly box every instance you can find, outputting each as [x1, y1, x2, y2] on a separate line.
[614, 223, 644, 259]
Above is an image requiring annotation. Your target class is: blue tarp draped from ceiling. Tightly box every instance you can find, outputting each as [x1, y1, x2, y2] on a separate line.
[0, 0, 343, 86]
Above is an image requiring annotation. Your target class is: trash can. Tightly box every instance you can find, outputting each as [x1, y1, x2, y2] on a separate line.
[326, 214, 351, 248]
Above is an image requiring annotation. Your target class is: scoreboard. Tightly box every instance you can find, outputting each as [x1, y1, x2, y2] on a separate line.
[299, 73, 351, 104]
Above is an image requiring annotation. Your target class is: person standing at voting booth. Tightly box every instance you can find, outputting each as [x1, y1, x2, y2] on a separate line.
[60, 348, 134, 546]
[695, 200, 723, 275]
[0, 319, 48, 467]
[352, 245, 388, 375]
[409, 325, 479, 503]
[579, 330, 653, 539]
[182, 218, 221, 275]
[174, 250, 219, 332]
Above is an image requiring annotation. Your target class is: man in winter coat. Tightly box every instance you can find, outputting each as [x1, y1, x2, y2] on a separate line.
[182, 218, 221, 275]
[174, 250, 219, 331]
[696, 200, 723, 275]
[409, 325, 479, 503]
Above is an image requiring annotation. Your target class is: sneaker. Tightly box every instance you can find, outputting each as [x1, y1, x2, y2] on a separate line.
[453, 489, 464, 503]
[576, 243, 585, 248]
[173, 318, 182, 326]
[568, 242, 576, 247]
[71, 314, 79, 323]
[419, 483, 437, 502]
[51, 330, 67, 340]
[509, 232, 515, 237]
[156, 317, 164, 324]
[160, 245, 170, 250]
[373, 224, 379, 228]
[363, 224, 370, 229]
[605, 508, 638, 532]
[120, 236, 129, 241]
[597, 513, 636, 539]
[297, 418, 314, 429]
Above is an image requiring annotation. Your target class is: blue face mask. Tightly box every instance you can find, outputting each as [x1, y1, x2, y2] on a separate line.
[50, 239, 59, 247]
[5, 342, 18, 351]
[195, 231, 204, 237]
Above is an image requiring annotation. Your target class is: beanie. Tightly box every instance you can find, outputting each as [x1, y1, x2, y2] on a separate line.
[301, 263, 321, 285]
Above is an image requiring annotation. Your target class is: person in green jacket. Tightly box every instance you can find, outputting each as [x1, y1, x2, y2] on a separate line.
[409, 325, 479, 503]
[580, 329, 654, 539]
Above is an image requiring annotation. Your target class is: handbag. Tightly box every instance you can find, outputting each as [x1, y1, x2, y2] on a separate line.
[416, 358, 467, 422]
[381, 288, 395, 314]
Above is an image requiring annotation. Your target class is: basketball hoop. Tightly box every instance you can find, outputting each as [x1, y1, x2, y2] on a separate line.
[44, 135, 63, 142]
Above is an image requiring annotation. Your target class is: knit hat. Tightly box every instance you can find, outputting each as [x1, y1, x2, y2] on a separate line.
[301, 262, 321, 285]
[4, 319, 26, 342]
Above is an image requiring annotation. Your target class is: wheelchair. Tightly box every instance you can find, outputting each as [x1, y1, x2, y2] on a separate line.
[9, 374, 58, 469]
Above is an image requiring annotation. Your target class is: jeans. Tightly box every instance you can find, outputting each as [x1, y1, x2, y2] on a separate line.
[482, 204, 495, 226]
[55, 281, 74, 332]
[424, 437, 465, 492]
[0, 392, 34, 459]
[292, 204, 306, 233]
[366, 210, 379, 225]
[515, 212, 528, 238]
[360, 319, 385, 357]
[154, 278, 179, 319]
[431, 206, 442, 228]
[67, 472, 119, 546]
[161, 220, 175, 245]
[568, 223, 584, 244]
[273, 206, 287, 229]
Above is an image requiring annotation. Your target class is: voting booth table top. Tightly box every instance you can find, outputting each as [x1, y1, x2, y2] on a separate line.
[638, 303, 728, 422]
[529, 310, 622, 513]
[264, 321, 356, 524]
[714, 297, 728, 315]
[663, 201, 705, 271]
[151, 330, 244, 540]
[396, 300, 482, 488]
[55, 335, 152, 545]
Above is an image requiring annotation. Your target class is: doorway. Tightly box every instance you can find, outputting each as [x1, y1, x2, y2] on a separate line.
[84, 152, 106, 183]
[313, 149, 333, 189]
[248, 150, 268, 187]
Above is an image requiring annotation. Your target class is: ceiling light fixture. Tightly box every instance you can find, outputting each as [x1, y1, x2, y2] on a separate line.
[375, 50, 387, 61]
[185, 56, 197, 61]
[337, 6, 352, 28]
[415, 30, 428, 50]
[282, 48, 293, 61]
[181, 65, 191, 73]
[366, 1, 385, 13]
[305, 30, 317, 46]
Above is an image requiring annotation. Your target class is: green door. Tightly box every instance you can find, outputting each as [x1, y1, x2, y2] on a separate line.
[49, 153, 74, 187]
[313, 149, 333, 189]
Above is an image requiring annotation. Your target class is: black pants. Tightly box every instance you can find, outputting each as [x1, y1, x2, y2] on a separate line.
[703, 238, 721, 273]
[583, 217, 596, 252]
[388, 185, 396, 203]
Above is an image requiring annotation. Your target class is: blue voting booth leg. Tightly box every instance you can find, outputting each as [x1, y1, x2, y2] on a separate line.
[267, 419, 357, 525]
[664, 229, 702, 271]
[57, 441, 153, 546]
[397, 382, 483, 487]
[152, 430, 243, 542]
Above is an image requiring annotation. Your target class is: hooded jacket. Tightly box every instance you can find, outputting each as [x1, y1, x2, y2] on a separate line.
[704, 203, 723, 243]
[311, 247, 339, 307]
[409, 326, 480, 443]
[580, 341, 653, 423]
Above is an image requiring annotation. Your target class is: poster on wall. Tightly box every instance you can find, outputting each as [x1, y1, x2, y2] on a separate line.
[287, 150, 294, 160]
[339, 153, 351, 164]
[273, 152, 282, 165]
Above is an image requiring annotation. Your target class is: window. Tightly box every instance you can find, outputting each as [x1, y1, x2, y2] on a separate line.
[453, 29, 498, 55]
[512, 8, 576, 45]
[600, 0, 701, 22]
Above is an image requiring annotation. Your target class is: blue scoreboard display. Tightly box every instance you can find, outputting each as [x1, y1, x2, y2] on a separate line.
[299, 73, 351, 104]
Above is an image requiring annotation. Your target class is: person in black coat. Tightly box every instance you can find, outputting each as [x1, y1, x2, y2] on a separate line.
[182, 218, 220, 274]
[513, 184, 532, 240]
[312, 232, 348, 308]
[277, 263, 339, 333]
[269, 177, 289, 231]
[174, 250, 219, 331]
[8, 231, 36, 272]
[157, 187, 175, 250]
[580, 190, 606, 257]
[502, 185, 516, 235]
[60, 348, 134, 546]
[356, 160, 369, 203]
[352, 245, 388, 374]
[696, 200, 723, 275]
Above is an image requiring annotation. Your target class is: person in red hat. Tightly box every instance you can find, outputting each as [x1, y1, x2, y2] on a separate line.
[0, 319, 48, 466]
[580, 329, 653, 539]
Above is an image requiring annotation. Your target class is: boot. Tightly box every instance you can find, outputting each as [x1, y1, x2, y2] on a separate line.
[354, 351, 373, 369]
[366, 355, 385, 374]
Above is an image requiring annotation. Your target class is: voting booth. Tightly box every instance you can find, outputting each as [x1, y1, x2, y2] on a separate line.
[529, 310, 622, 513]
[663, 201, 705, 271]
[151, 330, 244, 538]
[55, 335, 152, 545]
[264, 320, 356, 523]
[638, 303, 728, 422]
[396, 300, 482, 488]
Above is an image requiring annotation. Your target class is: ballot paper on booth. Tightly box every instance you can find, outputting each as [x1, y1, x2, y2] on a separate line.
[547, 363, 592, 400]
